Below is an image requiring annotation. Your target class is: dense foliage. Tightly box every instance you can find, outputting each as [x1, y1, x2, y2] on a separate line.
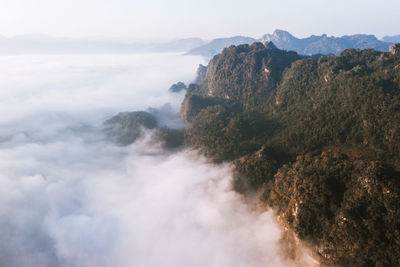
[104, 111, 184, 149]
[104, 111, 158, 145]
[270, 151, 400, 266]
[198, 42, 302, 105]
[181, 42, 400, 265]
[186, 105, 275, 162]
[272, 48, 400, 166]
[183, 43, 400, 168]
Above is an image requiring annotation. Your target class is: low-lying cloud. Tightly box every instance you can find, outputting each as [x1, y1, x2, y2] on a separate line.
[0, 52, 293, 267]
[0, 135, 289, 267]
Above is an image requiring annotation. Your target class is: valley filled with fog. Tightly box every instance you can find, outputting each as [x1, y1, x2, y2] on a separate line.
[0, 53, 291, 267]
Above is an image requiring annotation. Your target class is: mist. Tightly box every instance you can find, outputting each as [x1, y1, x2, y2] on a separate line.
[0, 35, 206, 56]
[0, 52, 292, 266]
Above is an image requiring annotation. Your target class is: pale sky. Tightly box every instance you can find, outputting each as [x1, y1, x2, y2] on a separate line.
[0, 0, 399, 40]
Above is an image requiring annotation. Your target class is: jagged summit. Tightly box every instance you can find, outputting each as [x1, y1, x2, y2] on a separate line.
[186, 30, 392, 58]
[269, 29, 296, 42]
[181, 42, 301, 117]
[264, 41, 277, 50]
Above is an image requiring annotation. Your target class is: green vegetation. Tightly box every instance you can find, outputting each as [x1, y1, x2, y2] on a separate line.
[181, 42, 400, 265]
[154, 127, 184, 149]
[104, 111, 158, 145]
[270, 151, 400, 266]
[196, 42, 302, 105]
[104, 111, 184, 149]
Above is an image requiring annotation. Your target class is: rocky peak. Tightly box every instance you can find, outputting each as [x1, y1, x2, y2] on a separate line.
[391, 43, 400, 55]
[272, 29, 296, 41]
[194, 64, 207, 84]
[188, 43, 301, 105]
[264, 41, 277, 50]
[168, 82, 187, 93]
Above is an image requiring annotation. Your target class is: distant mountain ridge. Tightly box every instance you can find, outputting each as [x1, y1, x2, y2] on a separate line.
[2, 30, 397, 56]
[382, 34, 400, 43]
[0, 35, 206, 55]
[186, 29, 395, 57]
[186, 36, 257, 57]
[261, 30, 391, 55]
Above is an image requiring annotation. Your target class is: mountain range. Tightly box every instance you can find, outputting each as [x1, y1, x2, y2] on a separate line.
[1, 30, 399, 57]
[186, 29, 398, 57]
[382, 34, 400, 43]
[0, 34, 206, 55]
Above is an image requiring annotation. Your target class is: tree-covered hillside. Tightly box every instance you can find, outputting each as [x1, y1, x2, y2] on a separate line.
[181, 42, 400, 265]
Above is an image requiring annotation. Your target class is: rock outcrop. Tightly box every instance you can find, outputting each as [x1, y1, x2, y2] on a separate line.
[104, 111, 158, 145]
[269, 151, 400, 266]
[104, 110, 185, 149]
[168, 82, 187, 93]
[391, 43, 400, 55]
[199, 42, 301, 105]
[193, 64, 207, 84]
[180, 94, 225, 122]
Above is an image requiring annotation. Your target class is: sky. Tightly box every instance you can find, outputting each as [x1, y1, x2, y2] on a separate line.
[0, 0, 399, 40]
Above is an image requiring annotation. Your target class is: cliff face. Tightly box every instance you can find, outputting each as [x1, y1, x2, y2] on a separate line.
[202, 42, 301, 104]
[180, 94, 224, 122]
[181, 42, 400, 265]
[180, 42, 302, 121]
[270, 151, 400, 266]
[194, 64, 207, 84]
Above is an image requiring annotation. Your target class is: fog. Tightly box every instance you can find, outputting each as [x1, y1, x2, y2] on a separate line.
[0, 53, 292, 266]
[0, 35, 206, 55]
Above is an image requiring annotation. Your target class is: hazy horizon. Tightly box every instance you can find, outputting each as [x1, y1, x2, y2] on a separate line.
[0, 0, 399, 41]
[0, 28, 398, 43]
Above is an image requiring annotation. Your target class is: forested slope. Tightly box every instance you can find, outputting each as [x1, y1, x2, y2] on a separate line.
[181, 42, 400, 266]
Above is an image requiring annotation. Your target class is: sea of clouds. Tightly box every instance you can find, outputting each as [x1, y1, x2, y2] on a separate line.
[0, 52, 292, 267]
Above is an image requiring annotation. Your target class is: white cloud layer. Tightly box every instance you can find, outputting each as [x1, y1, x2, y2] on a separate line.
[0, 53, 292, 267]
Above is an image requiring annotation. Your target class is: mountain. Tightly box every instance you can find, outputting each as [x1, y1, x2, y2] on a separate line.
[181, 42, 400, 265]
[186, 30, 394, 58]
[185, 36, 257, 57]
[104, 110, 184, 149]
[104, 111, 158, 145]
[0, 35, 206, 55]
[261, 29, 391, 55]
[382, 34, 400, 43]
[146, 38, 206, 52]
